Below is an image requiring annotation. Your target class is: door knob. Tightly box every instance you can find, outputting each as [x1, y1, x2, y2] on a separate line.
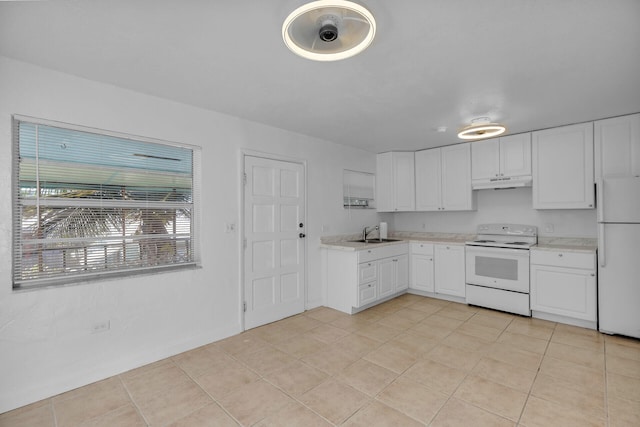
[299, 233, 306, 238]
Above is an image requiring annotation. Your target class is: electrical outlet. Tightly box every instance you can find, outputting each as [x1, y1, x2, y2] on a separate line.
[422, 223, 427, 230]
[321, 225, 330, 232]
[224, 223, 236, 233]
[91, 320, 110, 334]
[544, 223, 554, 233]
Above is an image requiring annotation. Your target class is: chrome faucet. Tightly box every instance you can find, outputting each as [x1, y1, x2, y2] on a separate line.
[362, 225, 379, 242]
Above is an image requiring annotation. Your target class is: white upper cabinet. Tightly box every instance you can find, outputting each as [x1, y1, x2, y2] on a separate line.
[532, 123, 594, 209]
[415, 148, 442, 211]
[376, 152, 415, 212]
[500, 133, 532, 178]
[595, 113, 640, 180]
[471, 138, 501, 180]
[416, 143, 475, 211]
[471, 133, 531, 188]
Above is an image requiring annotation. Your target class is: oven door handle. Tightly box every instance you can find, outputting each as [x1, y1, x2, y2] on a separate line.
[465, 245, 530, 257]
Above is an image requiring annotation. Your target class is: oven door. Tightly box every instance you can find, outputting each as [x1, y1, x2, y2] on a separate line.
[465, 245, 530, 293]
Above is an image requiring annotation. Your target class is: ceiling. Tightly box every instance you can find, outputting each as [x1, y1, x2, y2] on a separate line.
[1, 0, 639, 153]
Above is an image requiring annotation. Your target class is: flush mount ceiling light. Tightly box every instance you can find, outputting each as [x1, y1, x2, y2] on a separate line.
[457, 117, 507, 140]
[282, 0, 376, 61]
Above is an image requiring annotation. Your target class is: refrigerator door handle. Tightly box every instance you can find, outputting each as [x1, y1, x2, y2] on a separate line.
[596, 179, 604, 222]
[598, 223, 606, 268]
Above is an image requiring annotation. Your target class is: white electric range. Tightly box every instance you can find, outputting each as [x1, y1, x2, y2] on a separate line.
[465, 224, 537, 316]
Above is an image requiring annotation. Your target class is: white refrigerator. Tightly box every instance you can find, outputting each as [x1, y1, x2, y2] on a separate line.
[597, 177, 640, 338]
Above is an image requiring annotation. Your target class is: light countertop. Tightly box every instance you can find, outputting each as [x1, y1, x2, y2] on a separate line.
[320, 232, 472, 251]
[321, 233, 597, 253]
[533, 237, 597, 253]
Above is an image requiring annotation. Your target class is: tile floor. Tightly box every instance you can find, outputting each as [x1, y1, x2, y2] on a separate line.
[2, 295, 639, 426]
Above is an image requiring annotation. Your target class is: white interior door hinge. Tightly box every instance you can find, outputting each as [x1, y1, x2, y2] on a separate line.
[243, 172, 247, 186]
[243, 301, 247, 312]
[243, 237, 247, 249]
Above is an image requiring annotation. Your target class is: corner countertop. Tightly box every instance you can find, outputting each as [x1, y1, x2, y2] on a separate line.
[533, 237, 597, 253]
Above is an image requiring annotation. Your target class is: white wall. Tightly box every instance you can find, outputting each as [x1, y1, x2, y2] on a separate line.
[390, 187, 597, 238]
[0, 56, 380, 413]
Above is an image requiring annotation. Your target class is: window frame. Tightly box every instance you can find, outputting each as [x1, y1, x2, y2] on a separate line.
[12, 115, 201, 290]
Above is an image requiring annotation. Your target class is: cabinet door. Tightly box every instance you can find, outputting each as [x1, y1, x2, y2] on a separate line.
[411, 254, 434, 292]
[434, 245, 466, 297]
[500, 133, 532, 178]
[378, 257, 396, 299]
[471, 139, 500, 180]
[530, 265, 597, 321]
[595, 113, 640, 180]
[415, 148, 442, 211]
[532, 123, 594, 209]
[394, 152, 416, 211]
[395, 255, 409, 292]
[376, 153, 394, 212]
[441, 144, 474, 211]
[358, 282, 377, 307]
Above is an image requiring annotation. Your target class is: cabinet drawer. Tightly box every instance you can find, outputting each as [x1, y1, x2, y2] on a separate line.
[358, 243, 408, 263]
[531, 249, 595, 270]
[411, 242, 434, 255]
[358, 282, 377, 307]
[359, 262, 377, 285]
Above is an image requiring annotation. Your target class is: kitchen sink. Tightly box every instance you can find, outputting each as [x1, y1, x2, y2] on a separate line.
[348, 239, 403, 244]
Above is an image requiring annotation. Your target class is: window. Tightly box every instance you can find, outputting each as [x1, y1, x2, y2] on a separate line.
[12, 116, 200, 289]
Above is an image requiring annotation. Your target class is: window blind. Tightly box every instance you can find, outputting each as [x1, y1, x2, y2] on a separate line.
[12, 116, 199, 289]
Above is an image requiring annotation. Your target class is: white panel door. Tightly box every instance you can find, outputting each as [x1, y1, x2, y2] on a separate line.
[244, 156, 305, 330]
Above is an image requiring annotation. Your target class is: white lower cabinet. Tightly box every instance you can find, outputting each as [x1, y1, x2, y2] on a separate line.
[410, 243, 434, 293]
[378, 257, 397, 299]
[530, 249, 597, 328]
[434, 244, 466, 298]
[326, 243, 409, 314]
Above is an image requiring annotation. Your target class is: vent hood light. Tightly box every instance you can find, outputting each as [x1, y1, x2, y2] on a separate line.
[458, 117, 507, 140]
[282, 0, 376, 61]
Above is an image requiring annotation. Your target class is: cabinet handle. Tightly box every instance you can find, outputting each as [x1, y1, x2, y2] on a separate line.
[588, 204, 593, 208]
[558, 253, 563, 257]
[393, 259, 398, 262]
[368, 250, 372, 253]
[590, 273, 595, 277]
[368, 263, 372, 266]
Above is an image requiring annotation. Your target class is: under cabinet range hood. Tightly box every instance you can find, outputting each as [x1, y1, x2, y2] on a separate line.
[472, 175, 532, 190]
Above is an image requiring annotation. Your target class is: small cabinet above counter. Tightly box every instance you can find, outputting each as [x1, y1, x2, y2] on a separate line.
[471, 133, 532, 189]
